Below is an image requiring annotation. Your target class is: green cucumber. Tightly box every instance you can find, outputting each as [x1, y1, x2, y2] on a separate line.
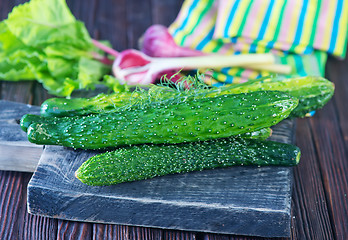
[239, 127, 272, 140]
[216, 76, 334, 118]
[39, 76, 334, 119]
[20, 114, 44, 132]
[75, 137, 301, 186]
[40, 85, 175, 117]
[21, 113, 272, 140]
[27, 91, 298, 149]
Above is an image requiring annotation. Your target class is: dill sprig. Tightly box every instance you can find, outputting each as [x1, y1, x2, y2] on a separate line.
[117, 72, 216, 111]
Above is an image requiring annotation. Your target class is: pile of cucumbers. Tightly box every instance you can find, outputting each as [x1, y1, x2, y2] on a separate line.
[21, 76, 334, 186]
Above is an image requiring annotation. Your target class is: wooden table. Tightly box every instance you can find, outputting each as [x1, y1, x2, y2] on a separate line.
[1, 1, 347, 239]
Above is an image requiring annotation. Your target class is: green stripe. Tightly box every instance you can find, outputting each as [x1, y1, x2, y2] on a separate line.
[211, 39, 225, 53]
[341, 31, 348, 58]
[271, 1, 287, 43]
[236, 1, 253, 36]
[233, 68, 246, 78]
[315, 51, 327, 76]
[282, 54, 297, 75]
[180, 0, 215, 46]
[308, 0, 322, 48]
[303, 54, 320, 76]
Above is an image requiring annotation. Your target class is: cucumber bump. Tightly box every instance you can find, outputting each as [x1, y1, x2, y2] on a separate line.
[27, 91, 298, 149]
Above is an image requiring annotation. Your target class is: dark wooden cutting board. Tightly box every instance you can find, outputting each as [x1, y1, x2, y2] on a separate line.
[27, 122, 296, 237]
[0, 100, 296, 237]
[0, 100, 42, 172]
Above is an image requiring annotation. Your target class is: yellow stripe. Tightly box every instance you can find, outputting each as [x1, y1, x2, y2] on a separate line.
[201, 38, 219, 52]
[321, 1, 337, 50]
[171, 0, 210, 44]
[226, 68, 241, 77]
[263, 0, 283, 42]
[293, 1, 316, 53]
[231, 76, 246, 83]
[285, 1, 302, 47]
[333, 0, 348, 56]
[246, 70, 261, 79]
[180, 0, 211, 38]
[242, 42, 251, 53]
[168, 0, 193, 37]
[227, 0, 251, 37]
[214, 1, 234, 38]
[249, 0, 270, 39]
[208, 78, 221, 85]
[254, 40, 268, 53]
[189, 16, 216, 50]
[211, 71, 227, 82]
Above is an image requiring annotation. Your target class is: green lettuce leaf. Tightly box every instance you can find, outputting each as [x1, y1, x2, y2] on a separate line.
[0, 0, 111, 96]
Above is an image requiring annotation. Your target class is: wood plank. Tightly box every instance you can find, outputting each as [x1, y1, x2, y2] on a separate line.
[291, 118, 334, 239]
[308, 101, 348, 239]
[27, 120, 295, 238]
[0, 171, 25, 239]
[66, 0, 97, 34]
[23, 212, 58, 240]
[94, 0, 128, 51]
[93, 224, 130, 240]
[326, 55, 348, 152]
[126, 0, 153, 49]
[0, 100, 43, 172]
[0, 170, 59, 240]
[57, 220, 92, 240]
[31, 82, 54, 107]
[127, 226, 197, 240]
[0, 0, 28, 21]
[0, 81, 34, 104]
[151, 0, 184, 26]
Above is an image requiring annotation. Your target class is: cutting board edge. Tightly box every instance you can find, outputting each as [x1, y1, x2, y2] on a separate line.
[27, 183, 291, 237]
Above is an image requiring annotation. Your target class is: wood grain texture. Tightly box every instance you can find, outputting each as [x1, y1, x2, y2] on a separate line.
[308, 100, 348, 239]
[93, 0, 128, 51]
[0, 0, 347, 239]
[150, 0, 185, 26]
[27, 120, 295, 238]
[126, 0, 153, 49]
[0, 100, 42, 172]
[0, 170, 59, 240]
[291, 119, 334, 239]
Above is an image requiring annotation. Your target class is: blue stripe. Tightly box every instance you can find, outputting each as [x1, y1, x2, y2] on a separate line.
[257, 0, 275, 39]
[195, 27, 215, 50]
[328, 0, 343, 53]
[266, 40, 276, 49]
[212, 82, 225, 87]
[224, 75, 234, 84]
[231, 37, 238, 44]
[292, 0, 309, 46]
[220, 67, 230, 75]
[293, 55, 306, 76]
[172, 0, 199, 37]
[303, 45, 313, 54]
[250, 0, 275, 52]
[223, 0, 241, 38]
[249, 43, 258, 53]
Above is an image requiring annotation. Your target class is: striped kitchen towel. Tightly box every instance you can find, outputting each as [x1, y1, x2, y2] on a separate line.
[168, 0, 347, 83]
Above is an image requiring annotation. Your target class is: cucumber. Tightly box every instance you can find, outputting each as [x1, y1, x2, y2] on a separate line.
[40, 85, 175, 117]
[20, 114, 44, 132]
[75, 137, 301, 186]
[21, 113, 272, 140]
[39, 76, 334, 119]
[26, 91, 298, 149]
[239, 127, 272, 140]
[216, 76, 334, 118]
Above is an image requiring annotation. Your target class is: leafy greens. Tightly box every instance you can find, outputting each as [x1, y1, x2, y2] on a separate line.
[0, 0, 111, 97]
